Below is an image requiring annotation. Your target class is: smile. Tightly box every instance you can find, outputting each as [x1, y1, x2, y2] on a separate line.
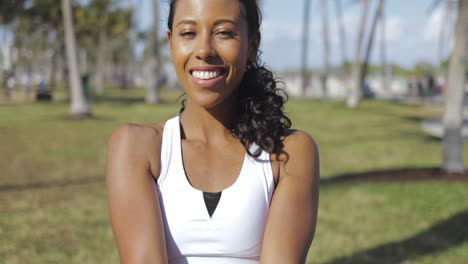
[191, 70, 224, 80]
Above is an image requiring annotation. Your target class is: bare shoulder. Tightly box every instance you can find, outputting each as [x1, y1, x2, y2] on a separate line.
[277, 129, 319, 181]
[282, 129, 318, 155]
[108, 122, 164, 152]
[260, 129, 319, 263]
[107, 122, 165, 178]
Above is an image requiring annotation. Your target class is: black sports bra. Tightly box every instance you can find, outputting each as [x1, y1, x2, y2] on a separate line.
[203, 191, 222, 217]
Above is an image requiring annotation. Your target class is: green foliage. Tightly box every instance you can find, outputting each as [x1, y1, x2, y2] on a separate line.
[1, 90, 468, 263]
[0, 0, 26, 24]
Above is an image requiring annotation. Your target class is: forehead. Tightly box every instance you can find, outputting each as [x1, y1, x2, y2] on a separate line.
[173, 0, 246, 24]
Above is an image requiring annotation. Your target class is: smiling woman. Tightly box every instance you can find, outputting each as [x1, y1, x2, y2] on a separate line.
[106, 0, 320, 264]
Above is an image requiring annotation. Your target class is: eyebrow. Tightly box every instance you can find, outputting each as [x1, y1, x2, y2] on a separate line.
[175, 19, 239, 28]
[213, 19, 238, 27]
[175, 19, 196, 27]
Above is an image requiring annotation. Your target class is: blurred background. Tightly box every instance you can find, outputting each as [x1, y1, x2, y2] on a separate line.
[1, 0, 467, 263]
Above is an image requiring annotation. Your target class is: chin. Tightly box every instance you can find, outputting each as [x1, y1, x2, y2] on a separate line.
[187, 92, 233, 110]
[194, 97, 225, 110]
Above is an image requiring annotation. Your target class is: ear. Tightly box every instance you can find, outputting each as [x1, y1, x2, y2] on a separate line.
[248, 32, 260, 62]
[167, 30, 173, 60]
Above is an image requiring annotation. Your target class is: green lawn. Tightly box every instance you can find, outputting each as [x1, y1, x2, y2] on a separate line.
[1, 88, 467, 263]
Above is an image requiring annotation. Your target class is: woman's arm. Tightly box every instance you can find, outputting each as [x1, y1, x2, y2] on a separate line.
[260, 130, 320, 264]
[106, 124, 168, 264]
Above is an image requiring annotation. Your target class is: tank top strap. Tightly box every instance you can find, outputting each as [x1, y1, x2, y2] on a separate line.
[158, 115, 182, 186]
[246, 143, 275, 200]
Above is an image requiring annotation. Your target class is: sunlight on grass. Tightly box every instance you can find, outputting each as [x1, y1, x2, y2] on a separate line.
[1, 88, 467, 263]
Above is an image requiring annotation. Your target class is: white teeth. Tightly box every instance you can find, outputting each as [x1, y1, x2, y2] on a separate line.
[192, 70, 221, 80]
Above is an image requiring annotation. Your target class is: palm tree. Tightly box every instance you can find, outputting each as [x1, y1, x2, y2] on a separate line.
[360, 0, 384, 92]
[334, 0, 348, 72]
[442, 0, 468, 173]
[379, 0, 388, 92]
[62, 0, 90, 117]
[438, 0, 449, 72]
[106, 7, 133, 89]
[21, 0, 65, 89]
[94, 0, 110, 96]
[144, 0, 161, 104]
[346, 0, 369, 108]
[320, 0, 330, 97]
[301, 0, 311, 96]
[0, 0, 26, 91]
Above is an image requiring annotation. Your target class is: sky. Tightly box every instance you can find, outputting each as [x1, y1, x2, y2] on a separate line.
[134, 0, 454, 72]
[0, 0, 455, 72]
[259, 0, 454, 71]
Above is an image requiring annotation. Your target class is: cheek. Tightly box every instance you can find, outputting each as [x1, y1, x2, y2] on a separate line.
[171, 42, 193, 69]
[218, 42, 249, 83]
[218, 41, 248, 66]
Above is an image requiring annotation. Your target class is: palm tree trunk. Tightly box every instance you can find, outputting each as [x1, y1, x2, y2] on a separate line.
[1, 25, 10, 92]
[334, 0, 348, 71]
[95, 29, 107, 95]
[95, 0, 109, 96]
[62, 0, 90, 116]
[48, 48, 57, 89]
[347, 0, 369, 108]
[301, 0, 311, 96]
[320, 0, 330, 97]
[145, 0, 161, 104]
[47, 30, 61, 90]
[438, 0, 449, 71]
[442, 0, 468, 173]
[379, 0, 388, 92]
[360, 0, 384, 91]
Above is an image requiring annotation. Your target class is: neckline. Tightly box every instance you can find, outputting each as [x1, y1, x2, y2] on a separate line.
[175, 116, 249, 194]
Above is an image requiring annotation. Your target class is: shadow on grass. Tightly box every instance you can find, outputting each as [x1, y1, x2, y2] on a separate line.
[91, 96, 179, 105]
[0, 176, 103, 192]
[321, 168, 468, 185]
[92, 96, 145, 105]
[322, 208, 468, 264]
[57, 113, 115, 122]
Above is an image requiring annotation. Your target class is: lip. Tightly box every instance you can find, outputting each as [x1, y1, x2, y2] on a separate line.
[189, 65, 227, 73]
[188, 65, 227, 89]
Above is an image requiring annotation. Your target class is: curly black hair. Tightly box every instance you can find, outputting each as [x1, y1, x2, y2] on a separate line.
[168, 0, 291, 157]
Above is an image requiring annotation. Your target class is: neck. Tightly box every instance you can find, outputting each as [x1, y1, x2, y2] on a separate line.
[180, 96, 238, 145]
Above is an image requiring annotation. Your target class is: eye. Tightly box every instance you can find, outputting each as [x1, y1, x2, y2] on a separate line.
[179, 31, 196, 39]
[216, 30, 236, 39]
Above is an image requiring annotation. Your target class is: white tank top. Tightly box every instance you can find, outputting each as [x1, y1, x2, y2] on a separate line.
[157, 116, 275, 264]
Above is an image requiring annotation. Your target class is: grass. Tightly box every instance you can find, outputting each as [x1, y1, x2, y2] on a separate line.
[1, 88, 468, 263]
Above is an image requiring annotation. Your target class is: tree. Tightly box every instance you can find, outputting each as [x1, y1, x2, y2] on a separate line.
[346, 0, 369, 108]
[379, 0, 388, 92]
[301, 0, 311, 96]
[361, 0, 384, 92]
[442, 0, 468, 173]
[320, 0, 330, 97]
[18, 0, 66, 89]
[106, 6, 133, 89]
[62, 0, 91, 116]
[334, 0, 348, 71]
[0, 1, 25, 25]
[144, 0, 161, 104]
[0, 0, 26, 91]
[93, 0, 110, 95]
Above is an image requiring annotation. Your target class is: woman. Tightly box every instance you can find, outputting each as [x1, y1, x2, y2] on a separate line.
[106, 0, 320, 263]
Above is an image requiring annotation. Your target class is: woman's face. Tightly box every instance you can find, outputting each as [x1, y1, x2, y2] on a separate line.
[168, 0, 257, 109]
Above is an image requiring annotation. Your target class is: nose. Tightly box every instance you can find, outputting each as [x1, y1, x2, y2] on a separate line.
[194, 32, 216, 61]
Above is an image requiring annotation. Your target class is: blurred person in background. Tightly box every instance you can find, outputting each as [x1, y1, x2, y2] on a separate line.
[21, 72, 32, 100]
